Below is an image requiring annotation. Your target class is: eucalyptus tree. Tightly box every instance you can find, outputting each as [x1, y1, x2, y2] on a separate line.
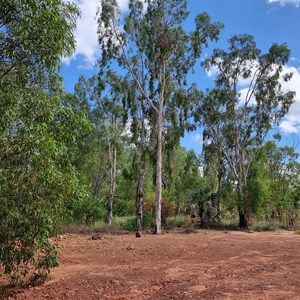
[168, 147, 203, 214]
[97, 0, 223, 233]
[201, 131, 225, 221]
[127, 83, 150, 231]
[99, 72, 129, 225]
[195, 35, 295, 227]
[135, 104, 147, 231]
[259, 140, 300, 226]
[74, 76, 107, 200]
[75, 71, 129, 225]
[0, 0, 80, 282]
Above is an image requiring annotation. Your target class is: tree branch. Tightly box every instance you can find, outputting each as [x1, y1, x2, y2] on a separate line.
[111, 20, 159, 114]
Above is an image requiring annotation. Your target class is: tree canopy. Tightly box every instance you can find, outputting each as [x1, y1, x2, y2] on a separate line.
[195, 34, 295, 227]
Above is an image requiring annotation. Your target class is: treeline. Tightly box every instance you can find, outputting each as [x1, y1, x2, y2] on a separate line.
[1, 0, 299, 284]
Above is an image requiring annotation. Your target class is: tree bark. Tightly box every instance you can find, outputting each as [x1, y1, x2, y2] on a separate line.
[234, 122, 250, 228]
[107, 144, 117, 225]
[239, 213, 247, 228]
[238, 190, 250, 228]
[154, 108, 163, 234]
[215, 149, 223, 221]
[136, 119, 146, 232]
[92, 170, 105, 198]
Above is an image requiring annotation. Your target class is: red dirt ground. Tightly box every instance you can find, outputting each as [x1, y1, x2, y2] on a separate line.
[2, 229, 300, 299]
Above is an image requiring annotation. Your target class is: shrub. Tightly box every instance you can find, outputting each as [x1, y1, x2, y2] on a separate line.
[144, 197, 175, 226]
[120, 217, 137, 231]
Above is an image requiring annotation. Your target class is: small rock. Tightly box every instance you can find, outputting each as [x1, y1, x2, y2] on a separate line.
[91, 234, 102, 240]
[111, 279, 120, 286]
[126, 245, 134, 250]
[136, 231, 142, 238]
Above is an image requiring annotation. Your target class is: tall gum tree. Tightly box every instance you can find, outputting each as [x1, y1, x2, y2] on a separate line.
[97, 0, 223, 233]
[195, 35, 295, 228]
[75, 71, 128, 225]
[126, 86, 149, 232]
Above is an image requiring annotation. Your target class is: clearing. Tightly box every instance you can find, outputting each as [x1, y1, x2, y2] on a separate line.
[2, 229, 300, 299]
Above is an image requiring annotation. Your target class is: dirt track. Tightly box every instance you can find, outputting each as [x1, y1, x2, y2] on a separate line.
[2, 229, 300, 299]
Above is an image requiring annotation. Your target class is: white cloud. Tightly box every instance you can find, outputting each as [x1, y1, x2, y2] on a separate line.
[291, 57, 300, 63]
[277, 66, 300, 134]
[267, 0, 300, 7]
[191, 133, 202, 143]
[205, 64, 219, 78]
[62, 0, 129, 68]
[279, 121, 299, 134]
[117, 0, 130, 11]
[238, 87, 256, 106]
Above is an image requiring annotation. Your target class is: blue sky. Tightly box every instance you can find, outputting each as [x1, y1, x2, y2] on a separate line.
[60, 0, 300, 153]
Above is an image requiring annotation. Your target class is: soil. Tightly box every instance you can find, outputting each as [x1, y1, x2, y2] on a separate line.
[1, 229, 300, 299]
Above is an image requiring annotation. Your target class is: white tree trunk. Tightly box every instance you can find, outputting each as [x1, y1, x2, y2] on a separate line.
[136, 119, 146, 231]
[107, 145, 116, 225]
[154, 108, 163, 234]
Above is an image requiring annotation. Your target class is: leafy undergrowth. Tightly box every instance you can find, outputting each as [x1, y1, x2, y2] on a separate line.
[54, 215, 300, 236]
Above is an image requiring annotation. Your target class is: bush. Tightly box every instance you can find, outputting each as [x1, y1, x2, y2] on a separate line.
[67, 192, 102, 225]
[119, 213, 154, 231]
[0, 208, 59, 285]
[250, 221, 286, 232]
[120, 217, 137, 231]
[143, 212, 154, 229]
[144, 197, 175, 226]
[165, 216, 185, 229]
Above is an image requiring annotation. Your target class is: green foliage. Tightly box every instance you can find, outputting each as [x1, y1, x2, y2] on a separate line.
[0, 0, 79, 87]
[159, 243, 171, 247]
[113, 196, 135, 217]
[190, 187, 218, 224]
[0, 206, 59, 284]
[250, 220, 287, 232]
[74, 72, 129, 224]
[0, 87, 87, 283]
[165, 216, 190, 229]
[247, 161, 271, 215]
[142, 212, 154, 229]
[144, 193, 175, 225]
[195, 34, 295, 227]
[0, 0, 82, 284]
[163, 146, 204, 214]
[120, 216, 137, 231]
[65, 191, 102, 226]
[261, 142, 300, 227]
